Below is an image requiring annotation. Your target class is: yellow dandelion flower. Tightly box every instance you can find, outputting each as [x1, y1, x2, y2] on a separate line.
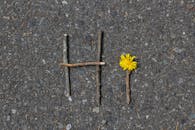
[119, 53, 137, 71]
[119, 53, 138, 104]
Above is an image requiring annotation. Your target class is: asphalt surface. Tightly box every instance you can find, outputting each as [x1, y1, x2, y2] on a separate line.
[0, 0, 195, 130]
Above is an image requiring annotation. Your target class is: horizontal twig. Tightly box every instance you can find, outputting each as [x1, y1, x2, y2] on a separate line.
[60, 61, 105, 67]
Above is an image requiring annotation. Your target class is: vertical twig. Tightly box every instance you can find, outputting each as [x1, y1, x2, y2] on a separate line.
[96, 31, 102, 105]
[176, 122, 179, 130]
[63, 34, 71, 96]
[126, 70, 131, 104]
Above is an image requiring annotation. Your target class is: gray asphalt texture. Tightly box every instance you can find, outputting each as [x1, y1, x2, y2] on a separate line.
[0, 0, 195, 130]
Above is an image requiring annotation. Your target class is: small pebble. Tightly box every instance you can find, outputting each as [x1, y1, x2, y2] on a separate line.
[173, 47, 184, 53]
[151, 58, 157, 62]
[7, 115, 10, 121]
[180, 0, 184, 5]
[122, 106, 126, 110]
[42, 59, 46, 64]
[92, 107, 99, 113]
[68, 96, 72, 102]
[11, 109, 16, 114]
[101, 120, 107, 125]
[178, 78, 184, 84]
[66, 124, 72, 130]
[108, 9, 110, 14]
[82, 99, 87, 104]
[62, 0, 68, 5]
[65, 13, 69, 17]
[134, 79, 138, 83]
[144, 83, 149, 87]
[146, 7, 151, 10]
[144, 42, 148, 46]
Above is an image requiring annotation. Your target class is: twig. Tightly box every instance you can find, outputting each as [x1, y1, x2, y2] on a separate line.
[126, 70, 131, 104]
[60, 61, 105, 67]
[96, 31, 103, 105]
[176, 122, 179, 130]
[63, 34, 71, 96]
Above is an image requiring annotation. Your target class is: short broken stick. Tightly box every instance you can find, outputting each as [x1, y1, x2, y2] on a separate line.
[60, 61, 105, 67]
[176, 122, 179, 130]
[63, 34, 71, 96]
[126, 70, 131, 104]
[96, 31, 103, 105]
